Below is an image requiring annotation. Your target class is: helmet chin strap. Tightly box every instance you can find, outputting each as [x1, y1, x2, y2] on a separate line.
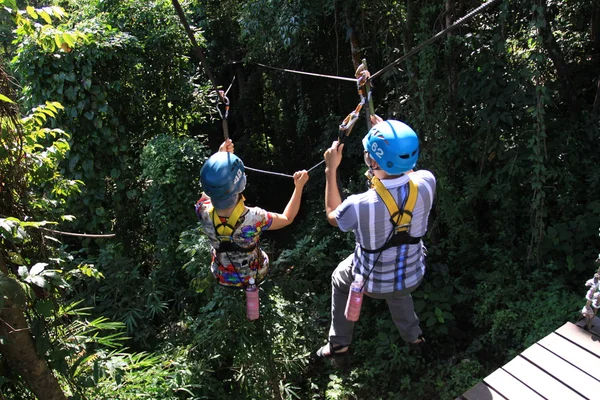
[364, 152, 381, 173]
[364, 153, 381, 187]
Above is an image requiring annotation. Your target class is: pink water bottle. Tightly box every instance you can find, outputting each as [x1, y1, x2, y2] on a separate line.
[246, 277, 259, 321]
[345, 274, 364, 322]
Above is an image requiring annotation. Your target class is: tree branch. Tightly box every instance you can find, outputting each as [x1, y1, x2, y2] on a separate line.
[0, 317, 30, 333]
[594, 73, 600, 115]
[38, 227, 115, 238]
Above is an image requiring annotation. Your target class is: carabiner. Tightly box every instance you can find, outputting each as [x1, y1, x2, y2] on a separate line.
[217, 90, 230, 119]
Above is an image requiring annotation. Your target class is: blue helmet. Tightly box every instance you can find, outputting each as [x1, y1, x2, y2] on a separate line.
[200, 152, 246, 209]
[362, 120, 419, 175]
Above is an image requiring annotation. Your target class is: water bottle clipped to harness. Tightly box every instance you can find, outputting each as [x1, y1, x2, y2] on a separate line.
[345, 274, 364, 321]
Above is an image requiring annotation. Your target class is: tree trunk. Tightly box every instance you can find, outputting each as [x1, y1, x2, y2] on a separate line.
[594, 73, 600, 115]
[344, 13, 361, 71]
[0, 253, 67, 400]
[592, 2, 600, 114]
[592, 1, 600, 65]
[446, 0, 458, 137]
[536, 2, 579, 115]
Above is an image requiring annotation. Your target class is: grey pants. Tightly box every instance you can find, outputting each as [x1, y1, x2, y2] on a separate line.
[328, 254, 423, 347]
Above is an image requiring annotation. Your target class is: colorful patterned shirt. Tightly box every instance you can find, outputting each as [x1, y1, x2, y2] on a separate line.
[195, 195, 273, 288]
[334, 170, 436, 293]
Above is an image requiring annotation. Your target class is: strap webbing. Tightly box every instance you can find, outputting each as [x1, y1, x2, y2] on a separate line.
[209, 196, 245, 241]
[371, 176, 418, 232]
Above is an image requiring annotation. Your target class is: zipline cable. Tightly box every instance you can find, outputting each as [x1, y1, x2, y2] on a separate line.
[244, 1, 502, 177]
[174, 0, 501, 178]
[250, 0, 501, 84]
[171, 0, 230, 139]
[255, 62, 358, 83]
[369, 0, 502, 81]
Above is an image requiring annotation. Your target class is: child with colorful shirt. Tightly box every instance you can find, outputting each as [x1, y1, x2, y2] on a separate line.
[195, 139, 309, 288]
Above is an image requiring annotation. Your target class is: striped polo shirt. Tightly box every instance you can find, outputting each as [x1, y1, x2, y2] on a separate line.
[334, 170, 436, 293]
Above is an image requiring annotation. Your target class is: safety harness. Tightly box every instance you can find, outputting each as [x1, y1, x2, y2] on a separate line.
[208, 196, 257, 254]
[361, 176, 422, 254]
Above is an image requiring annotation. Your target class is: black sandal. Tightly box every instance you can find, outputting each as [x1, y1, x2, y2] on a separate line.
[314, 343, 349, 359]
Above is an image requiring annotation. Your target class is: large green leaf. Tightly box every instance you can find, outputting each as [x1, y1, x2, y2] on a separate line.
[1, 0, 18, 11]
[0, 94, 14, 103]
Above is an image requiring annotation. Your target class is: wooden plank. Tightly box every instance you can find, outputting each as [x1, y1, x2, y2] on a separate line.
[462, 382, 506, 400]
[483, 368, 544, 400]
[538, 332, 600, 379]
[576, 316, 600, 337]
[502, 355, 585, 400]
[521, 343, 600, 399]
[555, 322, 600, 358]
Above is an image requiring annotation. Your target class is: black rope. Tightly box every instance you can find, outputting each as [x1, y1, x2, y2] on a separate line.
[369, 0, 502, 81]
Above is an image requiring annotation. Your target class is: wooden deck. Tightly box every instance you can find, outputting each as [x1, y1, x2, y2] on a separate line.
[458, 317, 600, 400]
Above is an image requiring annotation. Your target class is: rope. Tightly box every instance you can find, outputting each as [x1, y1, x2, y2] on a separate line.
[369, 0, 502, 81]
[244, 166, 294, 179]
[225, 75, 236, 96]
[255, 63, 357, 83]
[245, 159, 325, 179]
[307, 160, 325, 173]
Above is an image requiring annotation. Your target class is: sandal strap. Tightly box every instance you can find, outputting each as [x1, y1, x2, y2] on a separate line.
[329, 343, 349, 353]
[315, 343, 349, 358]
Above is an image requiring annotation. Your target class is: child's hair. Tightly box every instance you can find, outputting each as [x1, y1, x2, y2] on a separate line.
[200, 152, 247, 209]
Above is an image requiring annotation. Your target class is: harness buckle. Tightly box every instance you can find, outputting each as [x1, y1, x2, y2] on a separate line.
[395, 223, 411, 233]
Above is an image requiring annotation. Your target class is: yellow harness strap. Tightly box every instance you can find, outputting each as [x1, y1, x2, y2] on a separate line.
[209, 196, 246, 241]
[371, 176, 418, 233]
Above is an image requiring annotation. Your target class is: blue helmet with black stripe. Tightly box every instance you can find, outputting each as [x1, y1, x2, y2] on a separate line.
[362, 120, 419, 175]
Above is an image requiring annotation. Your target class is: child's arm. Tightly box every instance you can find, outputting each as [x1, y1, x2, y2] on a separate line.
[218, 138, 234, 153]
[269, 170, 309, 230]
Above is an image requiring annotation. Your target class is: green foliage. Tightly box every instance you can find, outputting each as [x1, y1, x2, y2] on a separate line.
[183, 281, 321, 400]
[179, 226, 213, 294]
[9, 0, 213, 349]
[420, 359, 484, 400]
[13, 0, 211, 238]
[140, 134, 207, 259]
[2, 2, 87, 56]
[4, 0, 600, 398]
[473, 268, 581, 360]
[1, 97, 82, 217]
[413, 263, 463, 337]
